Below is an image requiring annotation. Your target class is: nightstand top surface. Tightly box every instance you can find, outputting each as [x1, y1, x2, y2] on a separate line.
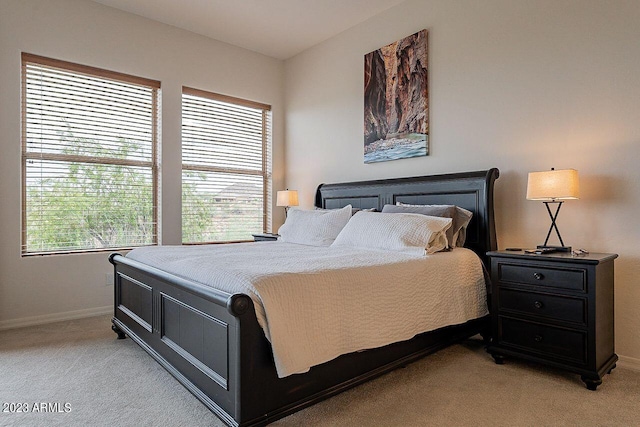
[487, 250, 618, 265]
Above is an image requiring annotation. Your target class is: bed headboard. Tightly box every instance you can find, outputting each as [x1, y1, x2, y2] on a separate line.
[315, 168, 499, 263]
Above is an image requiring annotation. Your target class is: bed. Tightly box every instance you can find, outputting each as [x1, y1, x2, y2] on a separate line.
[110, 168, 499, 426]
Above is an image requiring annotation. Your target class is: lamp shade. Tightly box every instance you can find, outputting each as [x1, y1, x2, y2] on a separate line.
[526, 169, 579, 201]
[276, 190, 299, 207]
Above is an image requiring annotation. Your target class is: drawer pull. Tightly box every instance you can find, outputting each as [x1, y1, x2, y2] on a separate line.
[533, 272, 544, 280]
[534, 335, 543, 342]
[534, 301, 543, 309]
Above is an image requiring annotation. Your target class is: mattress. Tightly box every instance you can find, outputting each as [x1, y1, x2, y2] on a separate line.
[127, 242, 488, 377]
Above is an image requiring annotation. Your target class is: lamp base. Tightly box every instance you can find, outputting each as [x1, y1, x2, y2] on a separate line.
[537, 245, 572, 253]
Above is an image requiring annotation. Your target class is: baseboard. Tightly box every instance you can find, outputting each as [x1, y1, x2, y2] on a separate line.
[0, 306, 112, 331]
[618, 355, 640, 372]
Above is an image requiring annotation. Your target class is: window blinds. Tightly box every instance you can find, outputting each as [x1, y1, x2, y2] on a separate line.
[181, 87, 272, 243]
[22, 53, 159, 255]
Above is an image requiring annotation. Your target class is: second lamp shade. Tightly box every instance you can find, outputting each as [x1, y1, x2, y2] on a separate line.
[526, 169, 579, 201]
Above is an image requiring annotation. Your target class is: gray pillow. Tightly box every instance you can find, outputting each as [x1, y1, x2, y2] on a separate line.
[381, 204, 472, 248]
[351, 207, 377, 215]
[316, 207, 377, 215]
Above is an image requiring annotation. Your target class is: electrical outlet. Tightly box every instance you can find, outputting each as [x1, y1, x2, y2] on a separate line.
[104, 272, 114, 286]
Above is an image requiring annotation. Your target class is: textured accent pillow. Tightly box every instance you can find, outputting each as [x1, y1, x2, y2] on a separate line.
[381, 203, 473, 248]
[331, 211, 452, 255]
[278, 205, 352, 246]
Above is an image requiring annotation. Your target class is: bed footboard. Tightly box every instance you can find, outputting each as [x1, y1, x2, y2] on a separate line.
[110, 253, 262, 426]
[110, 252, 487, 427]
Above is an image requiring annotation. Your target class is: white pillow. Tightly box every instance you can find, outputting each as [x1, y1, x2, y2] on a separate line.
[278, 205, 352, 246]
[331, 211, 452, 255]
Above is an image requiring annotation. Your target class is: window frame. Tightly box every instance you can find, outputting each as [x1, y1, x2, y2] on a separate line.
[181, 86, 272, 244]
[21, 53, 161, 256]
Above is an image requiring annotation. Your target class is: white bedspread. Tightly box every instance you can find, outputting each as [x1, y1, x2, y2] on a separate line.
[127, 242, 488, 378]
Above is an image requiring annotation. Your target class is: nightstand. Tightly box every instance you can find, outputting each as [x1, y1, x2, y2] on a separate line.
[486, 250, 618, 390]
[252, 233, 279, 242]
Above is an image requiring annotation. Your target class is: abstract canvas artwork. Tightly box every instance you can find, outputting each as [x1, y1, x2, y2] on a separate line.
[364, 30, 428, 163]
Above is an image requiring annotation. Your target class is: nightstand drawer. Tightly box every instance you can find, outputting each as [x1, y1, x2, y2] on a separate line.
[499, 317, 586, 364]
[499, 288, 586, 325]
[499, 263, 585, 291]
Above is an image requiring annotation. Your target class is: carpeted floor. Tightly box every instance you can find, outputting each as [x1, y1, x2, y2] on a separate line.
[1, 315, 639, 427]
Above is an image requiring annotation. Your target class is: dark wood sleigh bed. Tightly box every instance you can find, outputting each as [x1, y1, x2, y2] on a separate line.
[109, 168, 499, 426]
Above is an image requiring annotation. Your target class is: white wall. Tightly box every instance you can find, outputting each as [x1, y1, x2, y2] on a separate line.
[284, 0, 640, 362]
[0, 0, 284, 327]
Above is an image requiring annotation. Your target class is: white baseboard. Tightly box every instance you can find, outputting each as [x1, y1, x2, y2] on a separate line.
[0, 306, 112, 331]
[618, 355, 640, 372]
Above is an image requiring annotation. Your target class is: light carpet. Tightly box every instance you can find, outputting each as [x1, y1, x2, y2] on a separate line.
[1, 315, 638, 426]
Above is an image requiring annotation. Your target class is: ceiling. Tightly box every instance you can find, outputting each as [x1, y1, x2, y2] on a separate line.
[91, 0, 406, 60]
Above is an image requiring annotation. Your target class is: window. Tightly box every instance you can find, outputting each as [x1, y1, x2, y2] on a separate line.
[181, 87, 272, 243]
[21, 53, 160, 255]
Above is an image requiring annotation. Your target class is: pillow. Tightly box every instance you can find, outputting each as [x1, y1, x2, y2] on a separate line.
[381, 203, 472, 248]
[317, 206, 377, 215]
[331, 211, 452, 255]
[352, 207, 377, 215]
[278, 204, 352, 246]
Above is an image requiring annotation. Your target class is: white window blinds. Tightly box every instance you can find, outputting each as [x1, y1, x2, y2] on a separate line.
[181, 87, 272, 243]
[22, 53, 160, 255]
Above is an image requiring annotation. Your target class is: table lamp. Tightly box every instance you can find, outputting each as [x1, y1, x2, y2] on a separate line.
[526, 168, 579, 252]
[276, 189, 298, 217]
